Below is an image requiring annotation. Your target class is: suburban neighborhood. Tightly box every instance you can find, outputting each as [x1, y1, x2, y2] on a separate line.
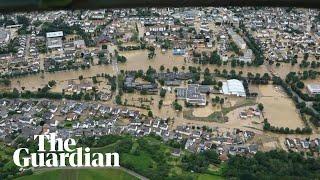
[0, 6, 320, 180]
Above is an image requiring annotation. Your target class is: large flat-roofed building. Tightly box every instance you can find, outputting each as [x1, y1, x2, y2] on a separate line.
[222, 79, 246, 97]
[175, 84, 206, 106]
[307, 84, 320, 96]
[46, 31, 63, 49]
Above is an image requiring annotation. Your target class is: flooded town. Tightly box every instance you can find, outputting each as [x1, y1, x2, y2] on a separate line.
[0, 7, 320, 169]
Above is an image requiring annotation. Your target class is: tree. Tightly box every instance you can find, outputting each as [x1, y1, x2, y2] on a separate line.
[160, 89, 167, 98]
[84, 93, 91, 100]
[296, 81, 305, 89]
[148, 110, 153, 117]
[39, 120, 45, 126]
[224, 150, 320, 179]
[173, 101, 182, 111]
[203, 150, 221, 164]
[17, 15, 30, 26]
[158, 100, 163, 109]
[115, 95, 122, 105]
[117, 55, 127, 63]
[0, 78, 11, 86]
[160, 65, 165, 72]
[258, 103, 264, 111]
[181, 153, 209, 173]
[219, 98, 224, 105]
[48, 80, 56, 88]
[173, 66, 178, 72]
[212, 96, 220, 104]
[79, 75, 84, 80]
[12, 88, 20, 98]
[92, 76, 98, 84]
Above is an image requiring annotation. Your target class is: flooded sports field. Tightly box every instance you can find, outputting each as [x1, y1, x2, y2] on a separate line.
[119, 49, 186, 71]
[258, 85, 304, 129]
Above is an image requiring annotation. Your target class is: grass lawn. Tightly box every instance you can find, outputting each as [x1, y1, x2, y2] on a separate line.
[197, 174, 225, 180]
[0, 142, 14, 159]
[90, 141, 153, 171]
[15, 168, 138, 180]
[91, 142, 118, 154]
[90, 140, 154, 174]
[221, 99, 256, 115]
[122, 152, 153, 171]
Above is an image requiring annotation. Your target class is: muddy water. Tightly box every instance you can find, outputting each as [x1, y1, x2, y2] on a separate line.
[192, 105, 221, 117]
[10, 48, 272, 92]
[10, 65, 115, 91]
[226, 105, 263, 130]
[121, 49, 270, 75]
[119, 49, 186, 71]
[258, 85, 304, 129]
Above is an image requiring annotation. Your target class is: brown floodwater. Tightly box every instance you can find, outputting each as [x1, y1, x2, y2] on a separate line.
[258, 85, 304, 129]
[10, 65, 115, 91]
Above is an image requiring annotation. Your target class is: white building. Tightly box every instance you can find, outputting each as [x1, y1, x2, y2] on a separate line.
[222, 79, 246, 97]
[307, 84, 320, 96]
[46, 31, 63, 49]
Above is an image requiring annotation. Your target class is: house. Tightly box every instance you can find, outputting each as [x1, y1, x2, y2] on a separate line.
[286, 138, 295, 149]
[239, 112, 247, 119]
[171, 148, 181, 157]
[143, 119, 153, 127]
[0, 108, 8, 119]
[239, 49, 253, 63]
[219, 154, 229, 162]
[172, 48, 186, 55]
[307, 84, 320, 96]
[176, 126, 191, 136]
[301, 140, 310, 149]
[19, 117, 33, 124]
[248, 144, 259, 154]
[164, 80, 181, 86]
[74, 40, 86, 49]
[66, 113, 78, 121]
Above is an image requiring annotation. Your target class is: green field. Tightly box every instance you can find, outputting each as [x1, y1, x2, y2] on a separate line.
[197, 174, 225, 180]
[15, 168, 138, 180]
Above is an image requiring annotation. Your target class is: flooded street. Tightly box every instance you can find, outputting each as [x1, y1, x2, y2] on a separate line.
[8, 48, 273, 92]
[10, 65, 115, 91]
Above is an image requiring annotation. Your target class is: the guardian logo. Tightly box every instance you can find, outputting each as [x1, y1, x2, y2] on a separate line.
[13, 134, 120, 168]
